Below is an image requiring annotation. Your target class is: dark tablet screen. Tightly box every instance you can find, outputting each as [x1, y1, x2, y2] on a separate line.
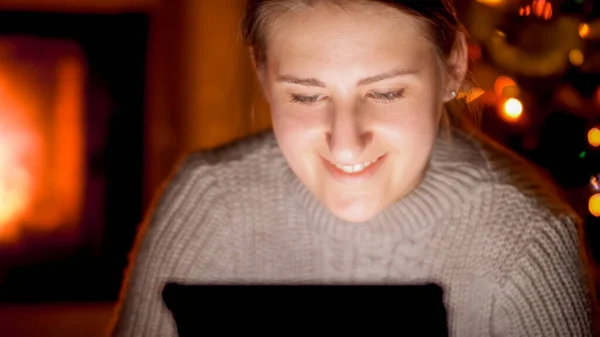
[162, 283, 448, 337]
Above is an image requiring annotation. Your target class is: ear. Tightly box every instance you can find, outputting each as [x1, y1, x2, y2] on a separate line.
[248, 46, 270, 99]
[248, 46, 260, 71]
[444, 32, 469, 102]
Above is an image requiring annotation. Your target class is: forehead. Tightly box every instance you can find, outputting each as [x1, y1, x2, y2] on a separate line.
[265, 2, 435, 75]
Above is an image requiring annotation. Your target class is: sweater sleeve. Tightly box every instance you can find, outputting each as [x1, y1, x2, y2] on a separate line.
[106, 154, 224, 337]
[491, 214, 595, 336]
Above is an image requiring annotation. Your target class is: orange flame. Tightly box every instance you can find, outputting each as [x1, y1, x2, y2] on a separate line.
[0, 75, 42, 243]
[0, 41, 85, 244]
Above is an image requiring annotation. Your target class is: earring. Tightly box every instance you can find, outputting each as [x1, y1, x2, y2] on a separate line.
[451, 91, 457, 99]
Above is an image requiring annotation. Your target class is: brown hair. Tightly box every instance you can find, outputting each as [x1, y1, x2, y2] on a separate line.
[243, 0, 460, 69]
[241, 0, 475, 131]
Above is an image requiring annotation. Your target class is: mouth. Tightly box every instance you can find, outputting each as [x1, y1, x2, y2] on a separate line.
[322, 154, 387, 182]
[329, 157, 382, 174]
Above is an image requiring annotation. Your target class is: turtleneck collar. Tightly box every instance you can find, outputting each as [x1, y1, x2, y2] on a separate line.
[282, 129, 490, 245]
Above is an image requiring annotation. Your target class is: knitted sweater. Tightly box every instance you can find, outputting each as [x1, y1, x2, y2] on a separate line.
[109, 129, 594, 337]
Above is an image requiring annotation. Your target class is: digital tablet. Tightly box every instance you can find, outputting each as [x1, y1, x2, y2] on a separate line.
[162, 282, 448, 336]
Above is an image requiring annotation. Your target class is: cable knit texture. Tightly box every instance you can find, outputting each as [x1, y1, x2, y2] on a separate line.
[109, 129, 595, 337]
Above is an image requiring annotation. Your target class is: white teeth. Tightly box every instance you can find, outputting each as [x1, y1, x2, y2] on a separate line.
[331, 157, 379, 174]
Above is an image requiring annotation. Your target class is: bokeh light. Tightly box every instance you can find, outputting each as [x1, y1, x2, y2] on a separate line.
[590, 194, 600, 217]
[494, 76, 517, 98]
[569, 49, 584, 66]
[589, 127, 600, 147]
[532, 0, 552, 20]
[579, 23, 590, 39]
[477, 0, 503, 6]
[501, 98, 523, 122]
[520, 0, 552, 19]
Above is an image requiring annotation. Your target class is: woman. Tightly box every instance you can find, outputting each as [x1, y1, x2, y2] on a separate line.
[110, 0, 596, 336]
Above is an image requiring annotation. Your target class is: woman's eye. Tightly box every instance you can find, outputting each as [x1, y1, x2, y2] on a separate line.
[367, 90, 404, 103]
[290, 94, 324, 106]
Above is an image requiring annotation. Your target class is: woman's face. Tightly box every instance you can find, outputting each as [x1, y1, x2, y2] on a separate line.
[256, 3, 457, 222]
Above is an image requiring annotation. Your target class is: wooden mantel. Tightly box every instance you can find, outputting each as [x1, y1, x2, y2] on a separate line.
[0, 0, 158, 13]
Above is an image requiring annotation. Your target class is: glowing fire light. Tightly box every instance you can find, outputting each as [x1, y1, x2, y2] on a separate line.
[0, 151, 34, 240]
[0, 40, 85, 244]
[0, 83, 41, 243]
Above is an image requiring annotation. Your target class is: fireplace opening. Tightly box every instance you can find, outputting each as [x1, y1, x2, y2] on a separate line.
[0, 11, 148, 302]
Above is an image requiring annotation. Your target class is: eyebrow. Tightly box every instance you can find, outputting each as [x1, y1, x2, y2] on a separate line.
[276, 68, 418, 88]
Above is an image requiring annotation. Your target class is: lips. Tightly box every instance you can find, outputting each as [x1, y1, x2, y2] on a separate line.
[330, 157, 381, 174]
[322, 154, 386, 182]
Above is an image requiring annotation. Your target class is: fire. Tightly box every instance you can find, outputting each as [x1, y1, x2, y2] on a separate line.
[0, 77, 42, 243]
[0, 39, 85, 244]
[0, 159, 33, 240]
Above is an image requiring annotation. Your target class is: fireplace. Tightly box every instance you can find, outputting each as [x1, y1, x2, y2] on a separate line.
[0, 36, 85, 247]
[0, 11, 149, 302]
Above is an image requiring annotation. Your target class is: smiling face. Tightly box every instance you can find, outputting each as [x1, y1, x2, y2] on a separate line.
[254, 2, 459, 222]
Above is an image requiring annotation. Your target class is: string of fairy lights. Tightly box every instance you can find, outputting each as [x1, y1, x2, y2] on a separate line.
[461, 0, 600, 217]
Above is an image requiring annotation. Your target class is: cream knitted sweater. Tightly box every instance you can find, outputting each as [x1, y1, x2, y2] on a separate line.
[110, 129, 594, 337]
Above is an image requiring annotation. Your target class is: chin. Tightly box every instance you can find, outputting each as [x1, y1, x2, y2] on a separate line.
[326, 197, 382, 223]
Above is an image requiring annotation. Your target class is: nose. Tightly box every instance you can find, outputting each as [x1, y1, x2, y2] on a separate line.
[326, 107, 373, 164]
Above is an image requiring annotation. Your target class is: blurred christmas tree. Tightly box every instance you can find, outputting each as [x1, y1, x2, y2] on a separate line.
[458, 0, 599, 193]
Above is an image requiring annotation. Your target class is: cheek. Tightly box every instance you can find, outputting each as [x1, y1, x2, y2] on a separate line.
[271, 103, 325, 140]
[270, 105, 325, 165]
[372, 97, 442, 150]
